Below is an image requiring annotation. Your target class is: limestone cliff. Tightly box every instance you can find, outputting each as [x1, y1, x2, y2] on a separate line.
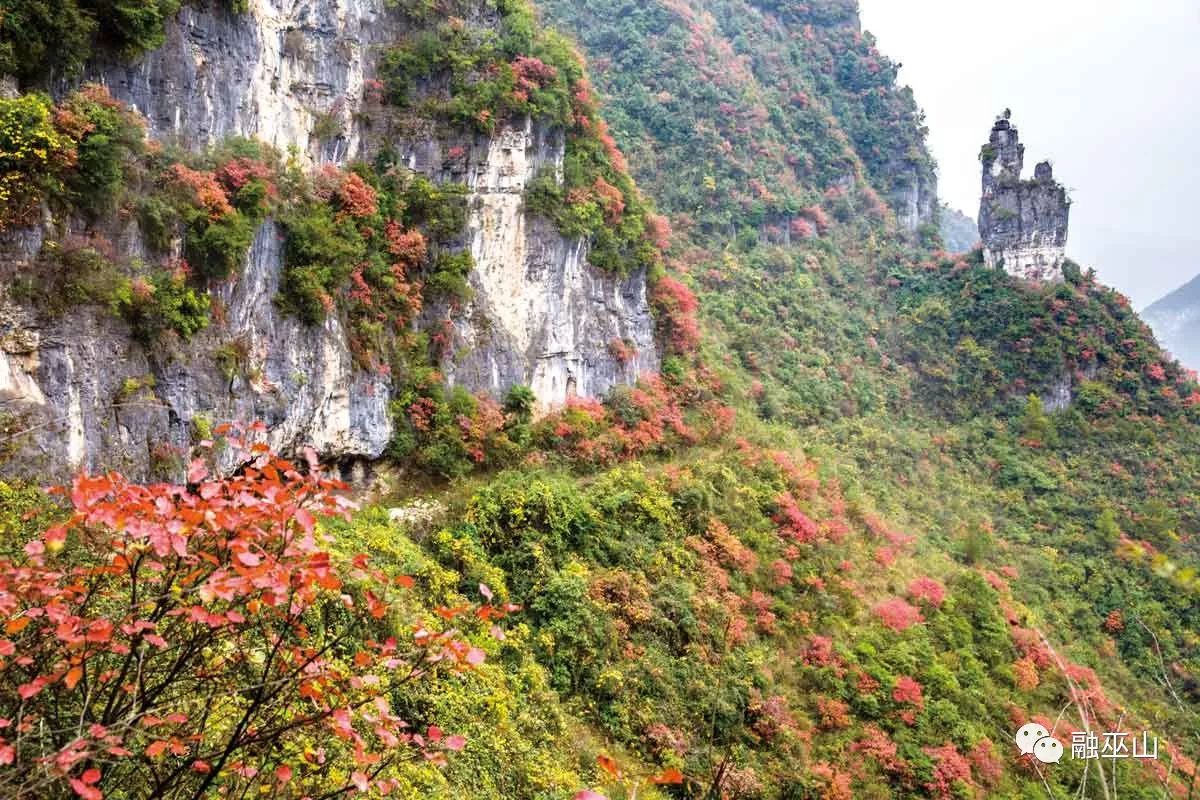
[0, 0, 658, 480]
[978, 113, 1070, 281]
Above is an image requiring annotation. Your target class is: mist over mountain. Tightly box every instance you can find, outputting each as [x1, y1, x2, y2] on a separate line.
[1145, 273, 1200, 370]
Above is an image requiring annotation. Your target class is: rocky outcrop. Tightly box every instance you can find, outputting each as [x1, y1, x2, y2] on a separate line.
[889, 163, 937, 235]
[445, 120, 657, 413]
[0, 0, 657, 480]
[978, 113, 1070, 281]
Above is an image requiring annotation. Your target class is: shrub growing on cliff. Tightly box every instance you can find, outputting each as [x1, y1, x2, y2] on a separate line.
[0, 93, 75, 229]
[113, 263, 212, 342]
[59, 85, 148, 216]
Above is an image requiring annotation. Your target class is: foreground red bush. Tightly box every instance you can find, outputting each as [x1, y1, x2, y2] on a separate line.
[0, 428, 506, 798]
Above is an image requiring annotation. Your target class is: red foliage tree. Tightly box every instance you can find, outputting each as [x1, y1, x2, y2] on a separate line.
[874, 598, 923, 632]
[1012, 656, 1040, 692]
[773, 493, 820, 543]
[892, 675, 924, 708]
[906, 576, 946, 608]
[851, 725, 905, 775]
[968, 738, 1003, 787]
[0, 430, 507, 798]
[650, 276, 700, 354]
[815, 697, 850, 730]
[164, 164, 233, 220]
[922, 743, 975, 800]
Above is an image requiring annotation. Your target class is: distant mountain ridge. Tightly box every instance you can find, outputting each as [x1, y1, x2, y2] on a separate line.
[938, 203, 978, 253]
[1144, 272, 1200, 369]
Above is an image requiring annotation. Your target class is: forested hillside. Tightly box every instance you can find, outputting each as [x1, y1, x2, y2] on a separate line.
[2, 1, 1200, 799]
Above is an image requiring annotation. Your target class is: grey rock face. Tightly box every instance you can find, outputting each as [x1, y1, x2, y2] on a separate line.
[1, 221, 392, 482]
[1, 0, 657, 480]
[441, 119, 658, 413]
[889, 163, 937, 235]
[978, 116, 1070, 281]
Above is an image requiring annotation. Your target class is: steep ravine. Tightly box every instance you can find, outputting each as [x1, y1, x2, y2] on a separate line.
[0, 0, 658, 480]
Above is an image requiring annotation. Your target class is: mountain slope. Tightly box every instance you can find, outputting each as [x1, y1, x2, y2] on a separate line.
[2, 1, 1200, 799]
[938, 204, 979, 253]
[1144, 272, 1200, 370]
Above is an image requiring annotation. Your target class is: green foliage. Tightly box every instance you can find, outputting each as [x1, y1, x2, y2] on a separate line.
[0, 0, 246, 86]
[380, 4, 578, 132]
[183, 210, 255, 280]
[0, 93, 74, 228]
[0, 1, 95, 83]
[278, 201, 367, 322]
[113, 267, 211, 342]
[379, 0, 663, 276]
[389, 371, 523, 480]
[17, 239, 126, 315]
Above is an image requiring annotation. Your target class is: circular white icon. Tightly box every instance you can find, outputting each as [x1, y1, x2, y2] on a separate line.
[1033, 735, 1064, 764]
[1015, 722, 1049, 755]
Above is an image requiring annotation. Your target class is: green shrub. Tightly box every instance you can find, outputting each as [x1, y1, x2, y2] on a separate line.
[113, 268, 211, 342]
[184, 211, 256, 280]
[278, 204, 366, 322]
[0, 1, 95, 83]
[59, 86, 147, 216]
[20, 241, 125, 314]
[425, 250, 474, 300]
[0, 93, 74, 228]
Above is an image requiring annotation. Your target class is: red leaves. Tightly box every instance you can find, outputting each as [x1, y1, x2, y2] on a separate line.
[597, 753, 620, 779]
[68, 767, 102, 800]
[873, 598, 924, 632]
[892, 675, 924, 709]
[923, 743, 975, 800]
[365, 591, 389, 619]
[774, 493, 820, 543]
[906, 576, 946, 608]
[816, 696, 851, 730]
[63, 666, 83, 690]
[651, 276, 701, 354]
[591, 177, 626, 225]
[186, 458, 208, 484]
[0, 436, 504, 797]
[350, 770, 370, 792]
[164, 163, 234, 220]
[511, 55, 559, 91]
[334, 171, 379, 219]
[649, 767, 684, 785]
[17, 680, 44, 700]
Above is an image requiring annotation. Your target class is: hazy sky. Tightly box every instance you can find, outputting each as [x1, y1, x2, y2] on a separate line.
[858, 0, 1200, 308]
